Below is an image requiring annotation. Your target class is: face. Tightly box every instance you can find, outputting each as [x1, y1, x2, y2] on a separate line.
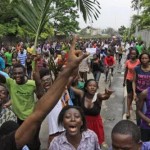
[0, 86, 8, 106]
[130, 50, 137, 59]
[12, 59, 17, 65]
[112, 133, 141, 150]
[41, 75, 53, 91]
[63, 108, 83, 136]
[140, 54, 150, 65]
[85, 81, 97, 95]
[13, 67, 25, 84]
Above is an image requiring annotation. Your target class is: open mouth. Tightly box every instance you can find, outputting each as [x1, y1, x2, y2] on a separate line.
[16, 78, 21, 82]
[68, 125, 77, 132]
[44, 83, 50, 89]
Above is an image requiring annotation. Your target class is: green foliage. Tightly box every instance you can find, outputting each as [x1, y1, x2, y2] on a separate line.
[76, 0, 101, 22]
[54, 0, 79, 36]
[10, 0, 59, 52]
[118, 26, 127, 36]
[137, 35, 142, 42]
[131, 0, 150, 30]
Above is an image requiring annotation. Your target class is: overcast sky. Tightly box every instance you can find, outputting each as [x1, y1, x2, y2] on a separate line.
[77, 0, 136, 30]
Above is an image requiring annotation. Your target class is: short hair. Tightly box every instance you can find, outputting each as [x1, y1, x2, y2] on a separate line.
[129, 48, 139, 58]
[139, 52, 150, 63]
[111, 120, 141, 143]
[58, 105, 87, 132]
[13, 64, 26, 73]
[39, 68, 50, 79]
[84, 79, 98, 92]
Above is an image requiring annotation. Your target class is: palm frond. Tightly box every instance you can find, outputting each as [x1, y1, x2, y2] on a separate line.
[76, 0, 101, 22]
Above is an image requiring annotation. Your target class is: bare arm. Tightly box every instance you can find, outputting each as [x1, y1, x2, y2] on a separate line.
[32, 58, 45, 99]
[123, 67, 128, 86]
[70, 86, 84, 98]
[97, 89, 114, 101]
[132, 69, 137, 100]
[14, 36, 88, 149]
[137, 89, 150, 123]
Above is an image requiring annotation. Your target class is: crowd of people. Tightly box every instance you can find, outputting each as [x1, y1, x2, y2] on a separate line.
[0, 36, 149, 150]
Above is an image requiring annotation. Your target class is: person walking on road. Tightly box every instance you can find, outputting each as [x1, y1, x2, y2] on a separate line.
[133, 52, 150, 126]
[123, 48, 140, 118]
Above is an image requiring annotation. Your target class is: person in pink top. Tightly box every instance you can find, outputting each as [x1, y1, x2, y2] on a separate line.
[123, 48, 140, 118]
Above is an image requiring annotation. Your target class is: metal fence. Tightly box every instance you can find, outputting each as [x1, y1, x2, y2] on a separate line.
[135, 29, 150, 48]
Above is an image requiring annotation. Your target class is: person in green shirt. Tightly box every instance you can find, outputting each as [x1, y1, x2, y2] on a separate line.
[136, 41, 144, 55]
[4, 48, 12, 66]
[0, 63, 43, 150]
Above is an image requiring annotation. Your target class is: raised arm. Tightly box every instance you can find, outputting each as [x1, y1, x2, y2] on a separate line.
[97, 88, 114, 101]
[137, 89, 149, 124]
[70, 86, 84, 98]
[14, 36, 89, 149]
[32, 57, 45, 99]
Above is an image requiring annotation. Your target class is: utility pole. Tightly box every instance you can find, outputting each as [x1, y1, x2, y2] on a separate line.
[135, 0, 140, 36]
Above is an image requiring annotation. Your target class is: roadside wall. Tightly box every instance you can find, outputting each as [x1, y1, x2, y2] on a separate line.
[135, 29, 150, 48]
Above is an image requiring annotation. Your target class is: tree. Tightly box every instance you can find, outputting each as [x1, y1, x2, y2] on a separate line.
[11, 0, 101, 22]
[131, 0, 141, 10]
[75, 0, 101, 22]
[118, 26, 127, 36]
[54, 0, 80, 36]
[139, 0, 150, 29]
[103, 27, 117, 36]
[10, 0, 59, 53]
[131, 0, 150, 29]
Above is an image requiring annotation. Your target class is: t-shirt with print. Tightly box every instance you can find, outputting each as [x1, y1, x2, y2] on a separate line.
[6, 78, 36, 120]
[0, 107, 17, 127]
[125, 59, 140, 81]
[134, 65, 150, 93]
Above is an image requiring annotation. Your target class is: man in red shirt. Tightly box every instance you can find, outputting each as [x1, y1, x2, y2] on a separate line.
[104, 52, 115, 82]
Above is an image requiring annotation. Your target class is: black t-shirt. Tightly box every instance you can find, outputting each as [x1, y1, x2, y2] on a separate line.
[0, 131, 18, 150]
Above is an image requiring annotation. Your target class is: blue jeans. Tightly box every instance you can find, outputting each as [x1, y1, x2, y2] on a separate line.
[93, 71, 101, 82]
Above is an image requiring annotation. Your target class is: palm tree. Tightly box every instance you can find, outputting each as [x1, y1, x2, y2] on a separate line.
[9, 0, 101, 77]
[76, 0, 101, 22]
[10, 0, 59, 53]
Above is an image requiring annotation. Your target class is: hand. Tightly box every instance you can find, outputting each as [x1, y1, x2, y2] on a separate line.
[3, 100, 11, 108]
[67, 35, 89, 70]
[133, 93, 137, 101]
[105, 88, 114, 95]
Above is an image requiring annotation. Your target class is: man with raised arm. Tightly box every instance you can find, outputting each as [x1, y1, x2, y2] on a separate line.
[0, 36, 88, 150]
